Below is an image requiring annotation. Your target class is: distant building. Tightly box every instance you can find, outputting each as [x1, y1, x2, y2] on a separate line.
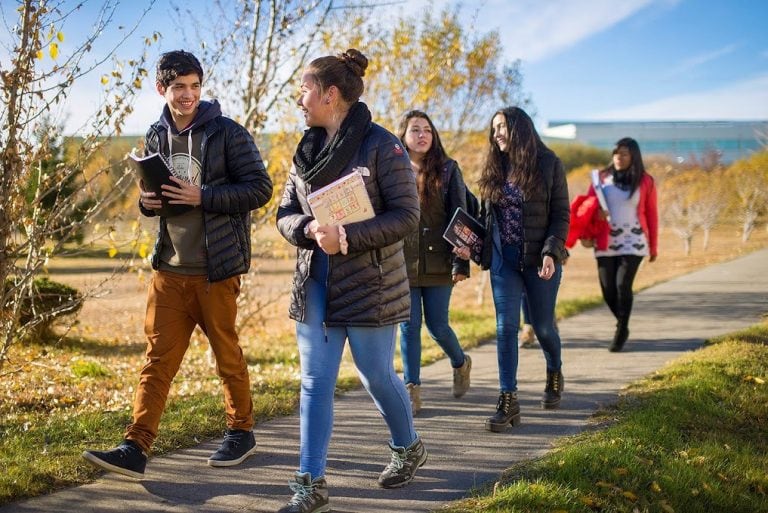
[541, 120, 767, 163]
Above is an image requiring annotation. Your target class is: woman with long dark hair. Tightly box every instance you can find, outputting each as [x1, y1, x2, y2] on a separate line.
[459, 106, 569, 432]
[590, 137, 658, 351]
[396, 110, 472, 415]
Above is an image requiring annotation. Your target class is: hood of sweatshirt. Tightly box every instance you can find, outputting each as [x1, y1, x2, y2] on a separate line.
[159, 99, 222, 135]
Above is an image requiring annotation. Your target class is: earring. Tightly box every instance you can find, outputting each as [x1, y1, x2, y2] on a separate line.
[325, 97, 330, 104]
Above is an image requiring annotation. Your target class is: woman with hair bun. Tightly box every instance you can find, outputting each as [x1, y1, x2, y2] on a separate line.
[276, 49, 427, 513]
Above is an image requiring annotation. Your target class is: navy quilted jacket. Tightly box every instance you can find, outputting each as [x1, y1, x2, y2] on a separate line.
[276, 123, 419, 326]
[141, 116, 273, 282]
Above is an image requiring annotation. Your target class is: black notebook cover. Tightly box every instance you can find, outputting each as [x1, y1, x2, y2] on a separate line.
[129, 152, 194, 217]
[442, 207, 486, 264]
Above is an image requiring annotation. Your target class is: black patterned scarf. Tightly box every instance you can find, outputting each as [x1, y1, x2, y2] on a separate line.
[293, 101, 372, 188]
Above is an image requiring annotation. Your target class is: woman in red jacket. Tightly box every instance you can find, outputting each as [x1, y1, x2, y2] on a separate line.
[590, 137, 658, 352]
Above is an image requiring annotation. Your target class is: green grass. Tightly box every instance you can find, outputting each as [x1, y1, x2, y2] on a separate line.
[0, 296, 608, 505]
[439, 322, 768, 513]
[0, 380, 299, 504]
[70, 359, 111, 378]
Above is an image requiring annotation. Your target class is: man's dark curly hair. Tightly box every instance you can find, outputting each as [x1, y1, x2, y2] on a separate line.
[156, 50, 203, 87]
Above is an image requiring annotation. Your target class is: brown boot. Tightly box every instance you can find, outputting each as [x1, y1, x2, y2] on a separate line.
[519, 324, 537, 348]
[406, 382, 421, 416]
[452, 354, 472, 398]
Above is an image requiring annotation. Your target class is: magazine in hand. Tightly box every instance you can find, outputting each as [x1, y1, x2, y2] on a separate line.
[590, 169, 611, 222]
[307, 170, 375, 226]
[129, 152, 194, 217]
[442, 207, 486, 264]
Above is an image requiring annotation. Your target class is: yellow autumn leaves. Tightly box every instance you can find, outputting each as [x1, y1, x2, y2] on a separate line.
[35, 30, 64, 60]
[99, 221, 151, 259]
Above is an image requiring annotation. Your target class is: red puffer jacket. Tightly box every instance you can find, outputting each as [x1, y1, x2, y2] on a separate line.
[566, 172, 658, 257]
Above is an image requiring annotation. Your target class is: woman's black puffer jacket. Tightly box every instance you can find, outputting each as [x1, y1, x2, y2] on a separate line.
[142, 116, 273, 282]
[479, 148, 570, 269]
[402, 159, 470, 287]
[276, 123, 420, 326]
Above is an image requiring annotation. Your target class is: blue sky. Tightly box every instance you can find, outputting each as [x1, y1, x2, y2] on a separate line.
[6, 0, 767, 134]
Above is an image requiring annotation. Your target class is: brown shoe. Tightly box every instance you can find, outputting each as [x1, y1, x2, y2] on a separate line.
[519, 324, 537, 348]
[406, 382, 421, 416]
[452, 354, 472, 398]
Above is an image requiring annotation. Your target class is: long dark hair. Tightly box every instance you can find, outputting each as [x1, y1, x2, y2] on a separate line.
[397, 110, 448, 203]
[606, 137, 646, 196]
[478, 106, 544, 202]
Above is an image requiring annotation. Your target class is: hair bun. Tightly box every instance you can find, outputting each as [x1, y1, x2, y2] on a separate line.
[340, 49, 368, 77]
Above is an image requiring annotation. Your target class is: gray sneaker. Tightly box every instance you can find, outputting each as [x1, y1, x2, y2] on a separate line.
[377, 437, 427, 488]
[277, 472, 330, 513]
[207, 429, 257, 467]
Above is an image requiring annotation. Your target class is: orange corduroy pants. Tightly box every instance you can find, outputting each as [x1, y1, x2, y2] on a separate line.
[125, 270, 254, 452]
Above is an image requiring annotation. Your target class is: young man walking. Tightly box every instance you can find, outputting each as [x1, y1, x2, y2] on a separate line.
[82, 50, 273, 478]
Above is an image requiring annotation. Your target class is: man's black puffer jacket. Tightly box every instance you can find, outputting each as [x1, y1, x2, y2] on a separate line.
[276, 123, 420, 326]
[479, 148, 570, 269]
[141, 116, 273, 282]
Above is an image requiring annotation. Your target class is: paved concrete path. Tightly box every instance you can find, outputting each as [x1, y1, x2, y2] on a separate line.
[3, 248, 767, 513]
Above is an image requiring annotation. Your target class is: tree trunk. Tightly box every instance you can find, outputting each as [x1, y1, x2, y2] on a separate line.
[475, 270, 488, 306]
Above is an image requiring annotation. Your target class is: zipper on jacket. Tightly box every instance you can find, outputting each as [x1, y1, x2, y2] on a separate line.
[323, 253, 331, 342]
[375, 249, 383, 276]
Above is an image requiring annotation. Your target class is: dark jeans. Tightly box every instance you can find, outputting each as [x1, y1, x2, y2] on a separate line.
[490, 244, 562, 392]
[399, 285, 465, 386]
[596, 255, 644, 326]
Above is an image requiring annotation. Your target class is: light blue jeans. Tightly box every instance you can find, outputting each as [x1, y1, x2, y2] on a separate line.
[296, 276, 417, 480]
[490, 244, 562, 392]
[399, 285, 465, 385]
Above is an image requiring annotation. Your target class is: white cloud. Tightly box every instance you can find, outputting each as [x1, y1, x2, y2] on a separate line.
[590, 73, 768, 120]
[662, 43, 738, 78]
[473, 0, 668, 62]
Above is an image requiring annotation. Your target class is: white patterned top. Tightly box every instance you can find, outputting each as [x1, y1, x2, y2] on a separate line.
[594, 174, 649, 257]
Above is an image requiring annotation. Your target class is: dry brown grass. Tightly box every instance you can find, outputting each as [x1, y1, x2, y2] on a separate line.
[2, 220, 766, 419]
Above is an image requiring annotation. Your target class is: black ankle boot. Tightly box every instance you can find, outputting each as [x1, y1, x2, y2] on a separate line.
[485, 391, 520, 432]
[609, 323, 629, 352]
[541, 370, 563, 409]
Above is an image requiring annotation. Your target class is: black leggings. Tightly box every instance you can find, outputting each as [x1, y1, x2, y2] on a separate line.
[596, 255, 644, 326]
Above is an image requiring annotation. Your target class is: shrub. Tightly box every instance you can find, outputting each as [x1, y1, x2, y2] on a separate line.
[4, 276, 83, 342]
[71, 359, 111, 378]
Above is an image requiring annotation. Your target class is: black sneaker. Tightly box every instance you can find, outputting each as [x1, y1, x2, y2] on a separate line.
[609, 323, 630, 352]
[377, 437, 428, 488]
[277, 472, 330, 513]
[207, 429, 257, 467]
[82, 439, 147, 479]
